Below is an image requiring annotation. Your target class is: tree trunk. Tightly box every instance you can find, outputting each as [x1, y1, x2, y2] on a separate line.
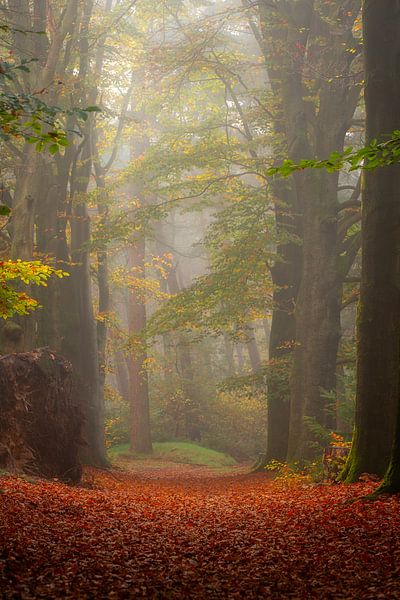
[342, 0, 400, 483]
[63, 0, 107, 467]
[114, 349, 130, 404]
[127, 235, 153, 455]
[265, 177, 302, 462]
[236, 343, 245, 372]
[259, 0, 362, 462]
[93, 162, 111, 444]
[246, 327, 261, 373]
[223, 334, 236, 377]
[288, 169, 342, 461]
[266, 274, 297, 462]
[70, 171, 106, 466]
[35, 159, 65, 350]
[6, 0, 79, 352]
[262, 319, 270, 355]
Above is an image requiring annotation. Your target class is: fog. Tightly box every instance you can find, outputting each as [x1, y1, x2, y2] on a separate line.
[2, 2, 400, 597]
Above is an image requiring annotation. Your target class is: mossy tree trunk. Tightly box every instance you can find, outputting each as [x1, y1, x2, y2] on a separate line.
[258, 0, 362, 462]
[342, 0, 400, 483]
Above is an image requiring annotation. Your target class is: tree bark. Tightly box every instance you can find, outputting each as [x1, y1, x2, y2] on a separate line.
[259, 0, 362, 462]
[70, 140, 106, 466]
[62, 0, 106, 467]
[246, 326, 261, 373]
[266, 179, 302, 461]
[342, 0, 400, 482]
[5, 1, 79, 353]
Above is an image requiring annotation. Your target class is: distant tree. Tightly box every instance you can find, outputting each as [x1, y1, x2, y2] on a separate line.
[126, 135, 153, 456]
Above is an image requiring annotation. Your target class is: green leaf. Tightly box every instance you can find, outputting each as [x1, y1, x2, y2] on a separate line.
[0, 204, 11, 216]
[83, 105, 101, 113]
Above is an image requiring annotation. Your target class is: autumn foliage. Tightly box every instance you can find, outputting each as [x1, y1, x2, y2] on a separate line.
[1, 466, 400, 599]
[0, 260, 67, 319]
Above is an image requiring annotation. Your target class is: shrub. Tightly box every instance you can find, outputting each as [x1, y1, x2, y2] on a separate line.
[202, 387, 267, 460]
[104, 386, 129, 448]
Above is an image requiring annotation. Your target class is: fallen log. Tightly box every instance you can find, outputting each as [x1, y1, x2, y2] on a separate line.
[0, 347, 82, 482]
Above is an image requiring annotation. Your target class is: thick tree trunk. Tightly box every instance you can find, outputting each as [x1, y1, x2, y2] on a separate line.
[67, 127, 106, 466]
[96, 234, 110, 414]
[61, 0, 107, 468]
[35, 159, 66, 350]
[288, 170, 342, 461]
[4, 1, 106, 465]
[6, 145, 39, 352]
[266, 273, 297, 462]
[265, 177, 302, 462]
[11, 145, 36, 262]
[8, 0, 78, 349]
[257, 2, 309, 463]
[70, 187, 106, 466]
[259, 0, 362, 462]
[342, 0, 400, 482]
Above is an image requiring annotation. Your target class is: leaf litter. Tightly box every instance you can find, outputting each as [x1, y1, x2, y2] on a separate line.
[1, 466, 400, 599]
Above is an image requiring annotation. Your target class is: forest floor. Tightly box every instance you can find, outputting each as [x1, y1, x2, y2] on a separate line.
[1, 463, 400, 599]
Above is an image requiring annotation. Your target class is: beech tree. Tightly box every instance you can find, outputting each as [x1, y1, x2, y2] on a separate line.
[342, 0, 400, 483]
[255, 0, 363, 461]
[143, 0, 364, 462]
[2, 0, 384, 471]
[0, 0, 111, 466]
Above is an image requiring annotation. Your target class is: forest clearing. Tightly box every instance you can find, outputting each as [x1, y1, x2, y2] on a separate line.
[2, 463, 400, 600]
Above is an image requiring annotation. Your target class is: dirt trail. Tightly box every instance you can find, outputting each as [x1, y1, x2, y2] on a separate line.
[1, 465, 400, 599]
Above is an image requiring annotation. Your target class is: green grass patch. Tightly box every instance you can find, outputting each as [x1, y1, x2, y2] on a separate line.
[108, 441, 237, 468]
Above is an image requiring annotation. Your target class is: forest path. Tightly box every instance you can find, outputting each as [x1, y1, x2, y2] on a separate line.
[107, 458, 250, 480]
[1, 466, 400, 599]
